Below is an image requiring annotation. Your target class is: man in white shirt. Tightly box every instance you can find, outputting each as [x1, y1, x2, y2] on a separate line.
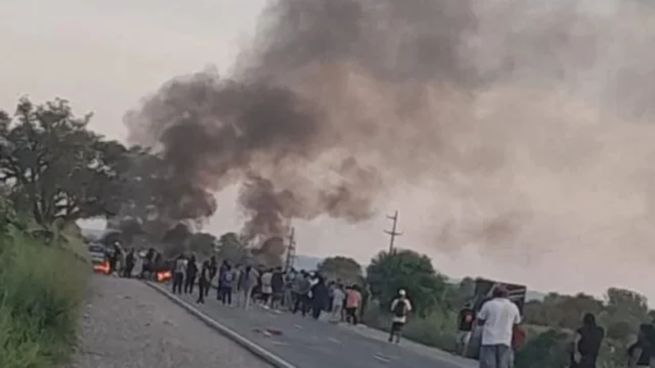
[477, 286, 521, 368]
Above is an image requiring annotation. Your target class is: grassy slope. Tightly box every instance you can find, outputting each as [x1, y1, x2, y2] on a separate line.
[0, 225, 88, 368]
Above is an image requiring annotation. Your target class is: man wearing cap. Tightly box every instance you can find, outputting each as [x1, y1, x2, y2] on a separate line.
[389, 289, 413, 344]
[477, 285, 521, 368]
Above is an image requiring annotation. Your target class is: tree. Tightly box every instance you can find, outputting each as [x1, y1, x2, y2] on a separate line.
[442, 277, 475, 310]
[317, 256, 364, 285]
[0, 99, 127, 225]
[188, 232, 217, 258]
[217, 232, 249, 264]
[603, 288, 649, 342]
[606, 288, 648, 319]
[366, 250, 447, 317]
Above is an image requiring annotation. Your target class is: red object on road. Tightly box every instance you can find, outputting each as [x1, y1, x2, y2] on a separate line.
[156, 271, 172, 282]
[94, 261, 111, 275]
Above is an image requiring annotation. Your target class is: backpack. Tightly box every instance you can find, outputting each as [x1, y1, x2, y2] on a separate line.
[393, 299, 407, 317]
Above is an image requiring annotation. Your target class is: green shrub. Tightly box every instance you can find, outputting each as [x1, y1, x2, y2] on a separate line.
[0, 228, 87, 368]
[515, 329, 570, 368]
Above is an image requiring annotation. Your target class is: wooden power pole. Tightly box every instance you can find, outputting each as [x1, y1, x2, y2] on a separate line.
[284, 227, 296, 272]
[384, 210, 402, 254]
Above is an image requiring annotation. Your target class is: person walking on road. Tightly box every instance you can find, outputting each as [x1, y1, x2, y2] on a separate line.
[389, 289, 412, 344]
[330, 283, 346, 323]
[172, 255, 186, 294]
[477, 286, 521, 368]
[184, 255, 198, 294]
[457, 302, 476, 356]
[197, 260, 210, 304]
[628, 323, 655, 367]
[345, 285, 362, 325]
[570, 313, 604, 368]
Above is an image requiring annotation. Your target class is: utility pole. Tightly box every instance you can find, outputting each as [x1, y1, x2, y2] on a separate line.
[284, 227, 296, 272]
[384, 210, 402, 254]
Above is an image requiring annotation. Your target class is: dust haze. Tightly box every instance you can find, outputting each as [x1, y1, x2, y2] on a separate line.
[125, 0, 655, 285]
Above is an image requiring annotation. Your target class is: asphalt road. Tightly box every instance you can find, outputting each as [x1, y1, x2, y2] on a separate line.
[159, 284, 477, 368]
[70, 275, 271, 368]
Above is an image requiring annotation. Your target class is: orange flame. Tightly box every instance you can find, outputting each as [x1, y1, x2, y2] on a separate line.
[94, 261, 111, 275]
[157, 271, 172, 282]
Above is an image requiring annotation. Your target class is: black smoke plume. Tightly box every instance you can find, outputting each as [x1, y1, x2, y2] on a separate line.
[126, 0, 655, 279]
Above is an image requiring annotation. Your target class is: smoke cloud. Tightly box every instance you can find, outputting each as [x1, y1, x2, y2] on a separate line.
[126, 0, 655, 275]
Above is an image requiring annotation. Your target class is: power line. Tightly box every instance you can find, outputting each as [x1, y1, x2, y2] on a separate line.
[384, 210, 402, 254]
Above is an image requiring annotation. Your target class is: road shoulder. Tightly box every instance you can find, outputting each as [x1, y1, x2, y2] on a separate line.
[70, 275, 271, 368]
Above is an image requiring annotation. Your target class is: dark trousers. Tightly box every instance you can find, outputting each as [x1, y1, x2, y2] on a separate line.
[293, 294, 310, 316]
[123, 264, 134, 278]
[172, 272, 184, 294]
[346, 307, 358, 325]
[197, 279, 208, 303]
[220, 287, 233, 305]
[389, 321, 405, 342]
[312, 302, 323, 319]
[184, 275, 196, 294]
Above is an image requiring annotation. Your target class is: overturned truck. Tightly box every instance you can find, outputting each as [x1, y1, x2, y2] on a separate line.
[464, 278, 527, 359]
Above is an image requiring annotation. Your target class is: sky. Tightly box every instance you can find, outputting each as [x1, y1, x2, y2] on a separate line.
[3, 0, 655, 304]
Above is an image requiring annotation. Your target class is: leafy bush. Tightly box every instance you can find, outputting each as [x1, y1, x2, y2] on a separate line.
[0, 227, 87, 368]
[515, 329, 570, 368]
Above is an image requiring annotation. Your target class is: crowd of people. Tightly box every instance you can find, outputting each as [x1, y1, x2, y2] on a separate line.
[167, 254, 383, 328]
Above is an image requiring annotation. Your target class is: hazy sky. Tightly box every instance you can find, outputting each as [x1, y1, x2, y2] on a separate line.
[3, 0, 655, 303]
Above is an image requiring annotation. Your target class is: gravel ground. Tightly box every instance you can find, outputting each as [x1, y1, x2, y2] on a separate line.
[69, 275, 271, 368]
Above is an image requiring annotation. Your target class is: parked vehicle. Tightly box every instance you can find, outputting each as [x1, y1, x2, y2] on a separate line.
[464, 278, 527, 359]
[88, 243, 110, 274]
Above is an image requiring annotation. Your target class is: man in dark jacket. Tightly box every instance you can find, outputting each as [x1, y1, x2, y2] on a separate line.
[184, 255, 198, 294]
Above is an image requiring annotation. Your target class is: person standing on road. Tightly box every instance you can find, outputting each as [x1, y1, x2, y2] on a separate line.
[184, 255, 198, 294]
[217, 260, 228, 301]
[293, 271, 311, 316]
[260, 269, 274, 308]
[284, 269, 297, 310]
[238, 265, 259, 309]
[311, 275, 330, 320]
[197, 260, 210, 304]
[457, 302, 476, 356]
[172, 255, 186, 294]
[123, 249, 135, 278]
[219, 264, 235, 306]
[477, 286, 521, 368]
[330, 283, 346, 323]
[345, 285, 362, 325]
[271, 267, 285, 310]
[389, 289, 412, 344]
[570, 313, 604, 368]
[206, 256, 217, 297]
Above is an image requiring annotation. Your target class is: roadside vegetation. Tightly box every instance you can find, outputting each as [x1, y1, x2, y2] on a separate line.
[0, 99, 123, 367]
[316, 248, 652, 367]
[0, 200, 88, 368]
